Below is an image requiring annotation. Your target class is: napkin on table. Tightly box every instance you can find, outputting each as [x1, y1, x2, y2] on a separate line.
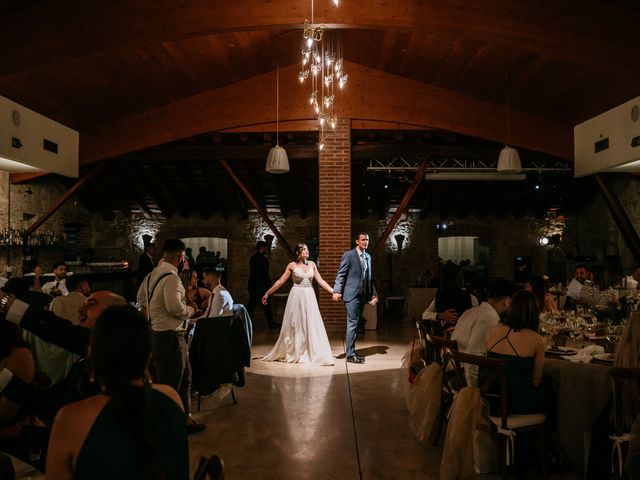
[562, 344, 604, 363]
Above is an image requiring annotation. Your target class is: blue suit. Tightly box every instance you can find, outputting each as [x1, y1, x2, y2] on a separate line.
[333, 248, 377, 357]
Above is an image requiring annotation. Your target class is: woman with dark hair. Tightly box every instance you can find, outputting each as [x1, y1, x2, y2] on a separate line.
[261, 243, 335, 365]
[483, 290, 552, 415]
[523, 276, 558, 314]
[423, 262, 478, 336]
[46, 305, 189, 479]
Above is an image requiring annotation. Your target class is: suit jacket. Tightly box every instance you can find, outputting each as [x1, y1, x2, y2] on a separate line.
[136, 253, 155, 286]
[247, 252, 270, 295]
[333, 248, 377, 303]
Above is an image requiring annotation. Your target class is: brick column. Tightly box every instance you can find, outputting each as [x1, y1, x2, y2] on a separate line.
[318, 119, 352, 332]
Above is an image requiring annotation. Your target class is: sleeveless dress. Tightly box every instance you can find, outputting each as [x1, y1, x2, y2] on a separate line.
[481, 329, 553, 416]
[73, 384, 188, 480]
[262, 266, 335, 366]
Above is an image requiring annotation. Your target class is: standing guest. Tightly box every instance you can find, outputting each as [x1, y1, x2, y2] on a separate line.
[422, 262, 478, 336]
[184, 247, 196, 272]
[333, 232, 378, 364]
[523, 276, 558, 314]
[451, 278, 515, 386]
[247, 241, 279, 329]
[35, 261, 69, 297]
[45, 305, 189, 480]
[136, 242, 156, 287]
[262, 243, 335, 366]
[136, 239, 204, 434]
[179, 269, 211, 318]
[202, 269, 234, 318]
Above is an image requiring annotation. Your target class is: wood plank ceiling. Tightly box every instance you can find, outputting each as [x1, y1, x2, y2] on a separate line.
[0, 0, 637, 219]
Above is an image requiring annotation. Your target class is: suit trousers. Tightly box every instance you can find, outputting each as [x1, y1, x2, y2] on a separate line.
[345, 295, 365, 357]
[152, 330, 191, 415]
[246, 294, 276, 327]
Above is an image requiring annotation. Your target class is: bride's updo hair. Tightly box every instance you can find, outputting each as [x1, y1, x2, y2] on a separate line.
[294, 243, 309, 263]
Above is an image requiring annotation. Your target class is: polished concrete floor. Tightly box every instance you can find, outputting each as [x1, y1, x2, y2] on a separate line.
[188, 317, 581, 479]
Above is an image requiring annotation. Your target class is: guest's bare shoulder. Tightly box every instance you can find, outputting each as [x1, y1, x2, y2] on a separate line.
[152, 383, 185, 411]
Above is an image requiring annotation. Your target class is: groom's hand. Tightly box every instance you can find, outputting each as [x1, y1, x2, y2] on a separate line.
[332, 293, 342, 302]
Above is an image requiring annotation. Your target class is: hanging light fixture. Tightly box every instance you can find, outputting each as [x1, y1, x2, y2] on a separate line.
[497, 76, 522, 173]
[266, 64, 289, 174]
[298, 0, 346, 151]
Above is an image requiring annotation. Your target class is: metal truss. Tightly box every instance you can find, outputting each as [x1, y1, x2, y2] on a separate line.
[366, 156, 572, 173]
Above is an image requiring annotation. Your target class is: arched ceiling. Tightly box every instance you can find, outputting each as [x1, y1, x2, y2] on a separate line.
[0, 0, 636, 223]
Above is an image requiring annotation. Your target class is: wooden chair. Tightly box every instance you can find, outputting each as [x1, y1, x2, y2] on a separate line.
[447, 350, 547, 479]
[425, 333, 458, 445]
[379, 279, 405, 318]
[609, 367, 640, 478]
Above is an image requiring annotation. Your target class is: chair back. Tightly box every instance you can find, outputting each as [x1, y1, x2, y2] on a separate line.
[610, 367, 640, 435]
[448, 350, 508, 428]
[426, 333, 457, 368]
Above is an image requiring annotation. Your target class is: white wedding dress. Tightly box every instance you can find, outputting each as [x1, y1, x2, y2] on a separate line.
[262, 265, 335, 366]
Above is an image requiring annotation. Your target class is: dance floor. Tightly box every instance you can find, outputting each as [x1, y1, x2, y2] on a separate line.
[188, 317, 581, 479]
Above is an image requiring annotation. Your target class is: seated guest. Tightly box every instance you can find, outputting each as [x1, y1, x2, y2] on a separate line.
[422, 262, 478, 336]
[0, 291, 127, 419]
[483, 290, 552, 415]
[566, 264, 615, 309]
[451, 278, 515, 386]
[0, 322, 36, 450]
[45, 305, 189, 479]
[180, 269, 211, 318]
[49, 274, 91, 324]
[523, 276, 558, 314]
[24, 274, 91, 385]
[202, 268, 234, 318]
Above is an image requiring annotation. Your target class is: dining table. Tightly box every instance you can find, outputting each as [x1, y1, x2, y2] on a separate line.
[543, 355, 614, 475]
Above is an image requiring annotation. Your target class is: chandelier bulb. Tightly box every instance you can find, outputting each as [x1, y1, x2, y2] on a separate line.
[332, 0, 340, 6]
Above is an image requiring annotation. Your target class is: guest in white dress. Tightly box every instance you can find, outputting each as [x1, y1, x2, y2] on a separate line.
[261, 243, 335, 366]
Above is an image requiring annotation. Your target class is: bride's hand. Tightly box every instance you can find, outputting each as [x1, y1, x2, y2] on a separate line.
[262, 294, 268, 305]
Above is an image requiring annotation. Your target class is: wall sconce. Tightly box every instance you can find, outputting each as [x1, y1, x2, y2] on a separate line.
[264, 234, 274, 250]
[141, 234, 153, 247]
[394, 234, 405, 255]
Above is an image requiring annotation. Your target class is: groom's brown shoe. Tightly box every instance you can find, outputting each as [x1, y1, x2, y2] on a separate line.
[346, 355, 365, 364]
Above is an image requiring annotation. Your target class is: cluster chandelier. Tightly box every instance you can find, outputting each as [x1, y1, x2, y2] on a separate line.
[298, 0, 347, 151]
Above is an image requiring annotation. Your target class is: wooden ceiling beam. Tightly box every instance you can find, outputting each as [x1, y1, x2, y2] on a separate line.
[81, 63, 572, 166]
[1, 1, 636, 77]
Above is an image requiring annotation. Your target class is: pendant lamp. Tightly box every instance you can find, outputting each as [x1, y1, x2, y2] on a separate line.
[497, 76, 522, 173]
[266, 65, 289, 174]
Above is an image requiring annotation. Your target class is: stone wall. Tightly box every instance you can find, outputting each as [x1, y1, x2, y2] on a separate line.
[5, 171, 640, 318]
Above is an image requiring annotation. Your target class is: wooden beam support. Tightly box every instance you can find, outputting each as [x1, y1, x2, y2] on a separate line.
[594, 174, 640, 264]
[2, 1, 636, 77]
[218, 159, 293, 257]
[23, 162, 105, 239]
[371, 160, 429, 259]
[10, 172, 49, 184]
[81, 63, 573, 165]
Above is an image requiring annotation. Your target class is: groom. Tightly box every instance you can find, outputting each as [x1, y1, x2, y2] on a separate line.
[333, 232, 378, 364]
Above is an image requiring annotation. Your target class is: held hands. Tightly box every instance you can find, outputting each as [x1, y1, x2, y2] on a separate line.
[438, 308, 459, 324]
[332, 292, 342, 302]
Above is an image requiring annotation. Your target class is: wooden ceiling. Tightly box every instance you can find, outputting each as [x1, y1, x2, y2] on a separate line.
[1, 1, 636, 218]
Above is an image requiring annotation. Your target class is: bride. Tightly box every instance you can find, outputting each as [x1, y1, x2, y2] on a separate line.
[261, 243, 335, 366]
